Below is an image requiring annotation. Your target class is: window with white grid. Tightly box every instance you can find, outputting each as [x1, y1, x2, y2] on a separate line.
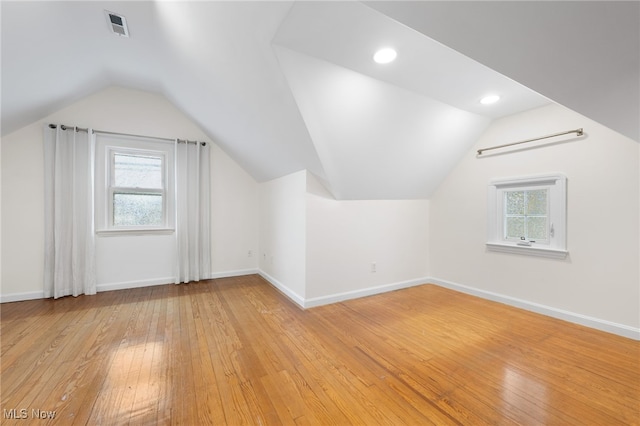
[95, 135, 174, 234]
[108, 149, 166, 228]
[487, 174, 567, 258]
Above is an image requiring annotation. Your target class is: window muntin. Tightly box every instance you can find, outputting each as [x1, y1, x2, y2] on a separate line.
[108, 148, 167, 229]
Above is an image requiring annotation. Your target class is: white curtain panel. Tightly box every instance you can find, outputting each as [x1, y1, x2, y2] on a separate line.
[43, 125, 96, 298]
[174, 140, 211, 283]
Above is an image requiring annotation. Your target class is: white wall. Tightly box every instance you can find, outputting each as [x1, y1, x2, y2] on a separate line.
[305, 173, 429, 304]
[211, 139, 259, 277]
[2, 120, 45, 300]
[0, 122, 2, 294]
[1, 86, 258, 300]
[258, 170, 307, 303]
[257, 170, 430, 307]
[429, 103, 639, 334]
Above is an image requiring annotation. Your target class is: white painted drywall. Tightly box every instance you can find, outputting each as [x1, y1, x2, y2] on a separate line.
[1, 86, 258, 300]
[305, 172, 429, 301]
[258, 170, 307, 301]
[1, 121, 46, 299]
[276, 45, 491, 200]
[429, 103, 639, 329]
[257, 170, 429, 306]
[0, 125, 2, 293]
[211, 141, 259, 276]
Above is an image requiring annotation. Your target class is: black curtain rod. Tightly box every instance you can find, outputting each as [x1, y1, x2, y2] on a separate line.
[48, 124, 206, 146]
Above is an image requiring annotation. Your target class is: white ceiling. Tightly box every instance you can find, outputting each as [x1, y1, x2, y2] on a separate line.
[2, 1, 637, 200]
[366, 0, 640, 144]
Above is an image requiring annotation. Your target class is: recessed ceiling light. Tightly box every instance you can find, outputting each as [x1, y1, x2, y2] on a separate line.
[373, 48, 397, 64]
[480, 95, 500, 105]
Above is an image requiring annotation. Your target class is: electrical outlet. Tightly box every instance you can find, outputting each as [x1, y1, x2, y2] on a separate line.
[248, 250, 253, 257]
[371, 262, 376, 273]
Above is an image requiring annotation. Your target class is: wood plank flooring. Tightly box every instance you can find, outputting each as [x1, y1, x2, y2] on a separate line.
[1, 275, 639, 425]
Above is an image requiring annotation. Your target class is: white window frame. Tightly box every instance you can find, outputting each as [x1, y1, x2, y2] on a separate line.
[95, 135, 175, 235]
[487, 173, 567, 259]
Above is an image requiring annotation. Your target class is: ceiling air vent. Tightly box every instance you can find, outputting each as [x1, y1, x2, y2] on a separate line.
[105, 11, 129, 37]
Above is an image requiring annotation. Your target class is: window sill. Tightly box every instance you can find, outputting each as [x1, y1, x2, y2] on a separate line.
[96, 228, 175, 237]
[486, 242, 568, 259]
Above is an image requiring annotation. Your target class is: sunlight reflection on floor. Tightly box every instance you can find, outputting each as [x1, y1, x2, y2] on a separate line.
[502, 366, 548, 423]
[91, 340, 165, 424]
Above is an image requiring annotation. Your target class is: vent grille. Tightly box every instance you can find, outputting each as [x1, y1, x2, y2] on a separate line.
[105, 11, 129, 38]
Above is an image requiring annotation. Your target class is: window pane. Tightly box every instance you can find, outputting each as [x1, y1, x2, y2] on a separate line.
[113, 193, 163, 226]
[114, 154, 162, 188]
[505, 217, 525, 239]
[526, 189, 548, 215]
[505, 191, 524, 215]
[527, 217, 548, 240]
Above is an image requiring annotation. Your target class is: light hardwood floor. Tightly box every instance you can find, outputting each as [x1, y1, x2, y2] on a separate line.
[1, 275, 639, 425]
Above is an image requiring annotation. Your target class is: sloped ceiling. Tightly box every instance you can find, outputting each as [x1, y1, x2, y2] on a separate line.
[366, 0, 640, 145]
[272, 1, 548, 199]
[2, 1, 637, 200]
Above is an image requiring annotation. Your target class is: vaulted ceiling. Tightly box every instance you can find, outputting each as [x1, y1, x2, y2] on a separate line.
[2, 1, 638, 199]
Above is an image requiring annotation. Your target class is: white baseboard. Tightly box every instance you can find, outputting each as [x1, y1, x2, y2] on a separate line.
[256, 270, 429, 310]
[429, 277, 640, 341]
[257, 270, 305, 308]
[98, 269, 261, 292]
[303, 277, 429, 308]
[0, 291, 46, 303]
[6, 273, 636, 341]
[210, 269, 258, 279]
[0, 270, 259, 303]
[96, 277, 175, 293]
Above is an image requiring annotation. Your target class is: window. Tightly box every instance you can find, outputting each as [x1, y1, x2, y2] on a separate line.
[95, 135, 174, 234]
[109, 150, 165, 227]
[504, 188, 549, 243]
[487, 173, 567, 258]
